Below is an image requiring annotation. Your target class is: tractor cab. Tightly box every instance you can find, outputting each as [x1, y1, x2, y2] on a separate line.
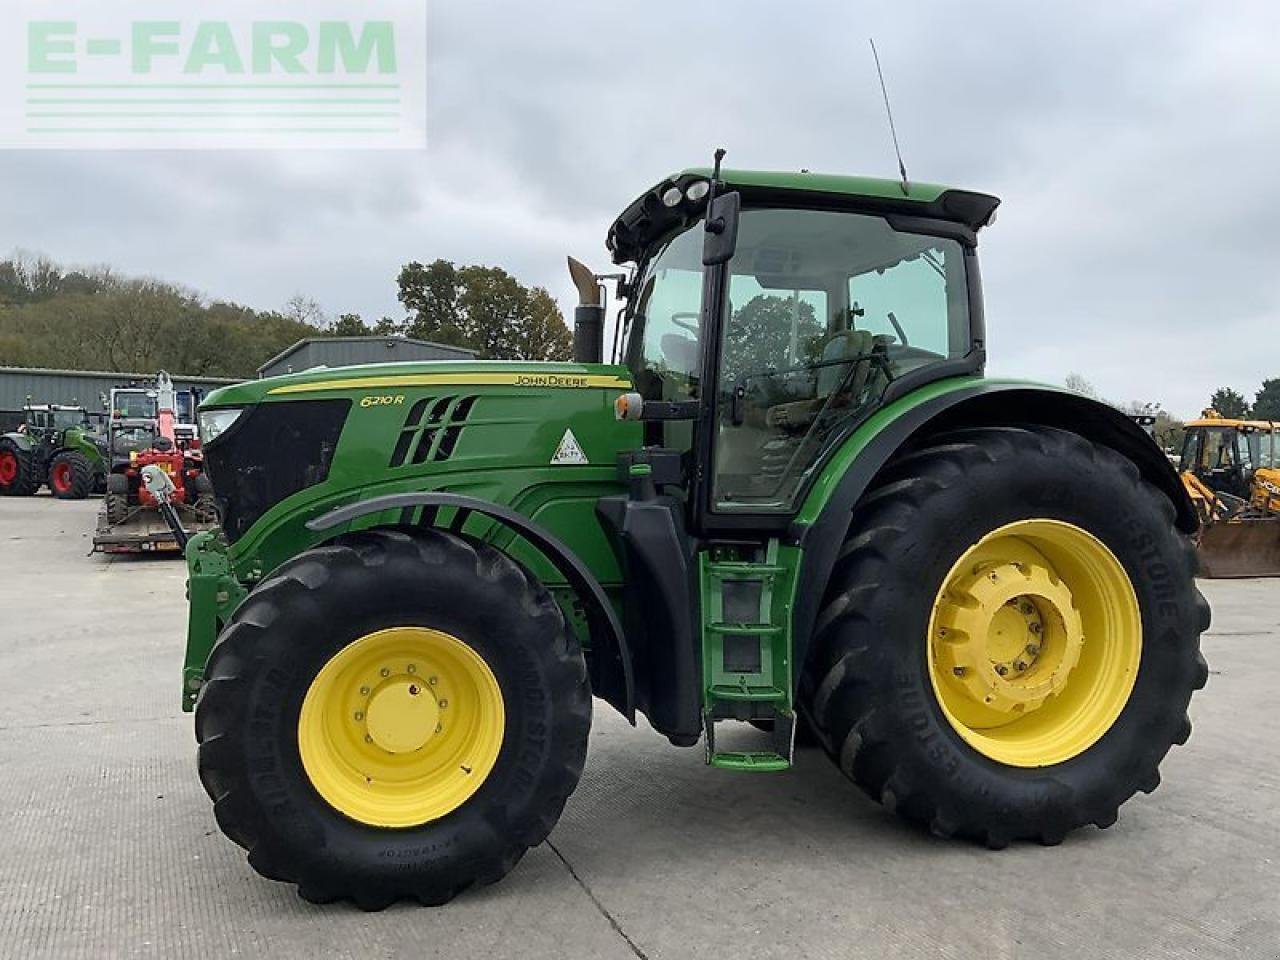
[1180, 413, 1278, 503]
[602, 168, 994, 531]
[23, 403, 93, 440]
[110, 388, 158, 422]
[569, 167, 1000, 761]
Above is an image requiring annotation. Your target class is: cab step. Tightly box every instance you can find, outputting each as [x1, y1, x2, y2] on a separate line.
[704, 710, 795, 772]
[699, 542, 796, 771]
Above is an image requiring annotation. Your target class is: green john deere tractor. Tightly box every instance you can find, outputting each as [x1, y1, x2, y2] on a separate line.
[183, 161, 1209, 909]
[0, 403, 106, 499]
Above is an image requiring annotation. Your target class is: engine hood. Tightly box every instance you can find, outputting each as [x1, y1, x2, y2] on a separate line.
[201, 360, 633, 409]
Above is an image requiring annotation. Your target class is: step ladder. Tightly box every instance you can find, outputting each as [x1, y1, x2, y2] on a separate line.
[699, 542, 796, 771]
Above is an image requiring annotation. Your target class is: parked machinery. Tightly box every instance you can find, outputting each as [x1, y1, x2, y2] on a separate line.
[93, 372, 218, 553]
[1180, 411, 1280, 577]
[0, 402, 106, 499]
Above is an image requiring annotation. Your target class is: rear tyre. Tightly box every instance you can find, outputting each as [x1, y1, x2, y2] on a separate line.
[49, 451, 93, 500]
[0, 439, 38, 496]
[194, 528, 591, 909]
[104, 494, 129, 525]
[802, 426, 1209, 847]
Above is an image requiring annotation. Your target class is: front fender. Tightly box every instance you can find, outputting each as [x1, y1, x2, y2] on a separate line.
[307, 491, 635, 723]
[787, 379, 1194, 684]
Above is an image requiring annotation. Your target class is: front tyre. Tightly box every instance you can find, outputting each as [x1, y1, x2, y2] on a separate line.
[194, 528, 591, 909]
[803, 426, 1209, 847]
[49, 450, 93, 500]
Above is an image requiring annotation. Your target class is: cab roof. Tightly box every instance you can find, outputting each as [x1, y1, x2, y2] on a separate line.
[607, 167, 1000, 264]
[1187, 418, 1278, 430]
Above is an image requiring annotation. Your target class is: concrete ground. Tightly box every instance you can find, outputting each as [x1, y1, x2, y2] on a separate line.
[1, 496, 1277, 960]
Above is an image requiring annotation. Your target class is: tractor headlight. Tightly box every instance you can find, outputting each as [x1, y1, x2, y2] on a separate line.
[199, 408, 244, 445]
[685, 179, 710, 203]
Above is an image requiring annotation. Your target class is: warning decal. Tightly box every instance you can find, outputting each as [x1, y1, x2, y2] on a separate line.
[551, 428, 589, 465]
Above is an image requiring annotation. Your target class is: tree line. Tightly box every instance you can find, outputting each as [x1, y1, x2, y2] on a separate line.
[0, 254, 572, 380]
[1207, 383, 1280, 421]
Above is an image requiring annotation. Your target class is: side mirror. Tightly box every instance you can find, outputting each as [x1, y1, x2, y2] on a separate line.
[702, 190, 741, 266]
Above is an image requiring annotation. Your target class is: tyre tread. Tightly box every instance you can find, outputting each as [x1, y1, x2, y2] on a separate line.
[803, 424, 1209, 846]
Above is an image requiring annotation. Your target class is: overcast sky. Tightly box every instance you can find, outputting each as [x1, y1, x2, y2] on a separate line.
[3, 0, 1277, 417]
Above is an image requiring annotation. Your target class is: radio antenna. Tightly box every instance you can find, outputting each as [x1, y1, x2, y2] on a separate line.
[869, 38, 910, 195]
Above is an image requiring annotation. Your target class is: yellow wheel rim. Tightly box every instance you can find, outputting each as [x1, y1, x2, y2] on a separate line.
[927, 519, 1141, 767]
[298, 626, 505, 828]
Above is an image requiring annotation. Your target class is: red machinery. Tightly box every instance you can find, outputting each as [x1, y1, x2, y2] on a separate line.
[94, 372, 217, 554]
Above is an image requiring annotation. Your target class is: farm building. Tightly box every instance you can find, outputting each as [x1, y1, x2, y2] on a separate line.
[0, 366, 236, 431]
[257, 337, 476, 378]
[0, 338, 478, 430]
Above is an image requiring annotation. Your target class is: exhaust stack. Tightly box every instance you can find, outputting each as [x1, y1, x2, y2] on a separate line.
[567, 256, 604, 364]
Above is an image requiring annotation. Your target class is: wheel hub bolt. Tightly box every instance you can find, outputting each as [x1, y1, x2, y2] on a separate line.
[952, 666, 966, 677]
[994, 664, 1009, 677]
[1014, 660, 1028, 672]
[406, 664, 416, 673]
[354, 711, 364, 721]
[1030, 622, 1042, 635]
[364, 734, 373, 744]
[408, 684, 420, 696]
[1020, 602, 1034, 616]
[380, 668, 390, 678]
[439, 699, 448, 709]
[1026, 643, 1041, 656]
[360, 686, 370, 696]
[429, 676, 438, 686]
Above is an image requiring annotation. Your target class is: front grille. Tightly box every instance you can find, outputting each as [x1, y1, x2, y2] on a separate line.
[389, 395, 477, 467]
[204, 399, 350, 543]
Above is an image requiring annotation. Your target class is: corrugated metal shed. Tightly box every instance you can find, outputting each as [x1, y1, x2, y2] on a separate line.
[0, 366, 237, 416]
[257, 337, 476, 378]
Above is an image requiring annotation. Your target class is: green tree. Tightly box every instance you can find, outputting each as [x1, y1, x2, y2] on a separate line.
[1154, 412, 1185, 455]
[1209, 387, 1250, 419]
[722, 294, 823, 388]
[1252, 378, 1280, 420]
[331, 313, 371, 336]
[398, 259, 572, 360]
[397, 260, 468, 348]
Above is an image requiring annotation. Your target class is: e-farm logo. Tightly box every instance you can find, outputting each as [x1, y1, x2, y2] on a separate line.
[0, 1, 427, 149]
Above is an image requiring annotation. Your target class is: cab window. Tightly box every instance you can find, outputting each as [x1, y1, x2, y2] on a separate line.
[626, 226, 705, 403]
[713, 207, 970, 511]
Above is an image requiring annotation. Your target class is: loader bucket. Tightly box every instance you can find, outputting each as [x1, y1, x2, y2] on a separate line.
[1196, 517, 1280, 578]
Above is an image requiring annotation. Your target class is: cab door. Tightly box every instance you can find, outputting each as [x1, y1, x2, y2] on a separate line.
[699, 206, 977, 530]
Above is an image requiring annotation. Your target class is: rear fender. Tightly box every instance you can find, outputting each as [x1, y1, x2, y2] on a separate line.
[1, 432, 33, 453]
[788, 382, 1196, 686]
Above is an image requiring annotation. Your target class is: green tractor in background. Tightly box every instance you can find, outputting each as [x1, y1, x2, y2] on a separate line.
[0, 403, 107, 499]
[182, 159, 1209, 909]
